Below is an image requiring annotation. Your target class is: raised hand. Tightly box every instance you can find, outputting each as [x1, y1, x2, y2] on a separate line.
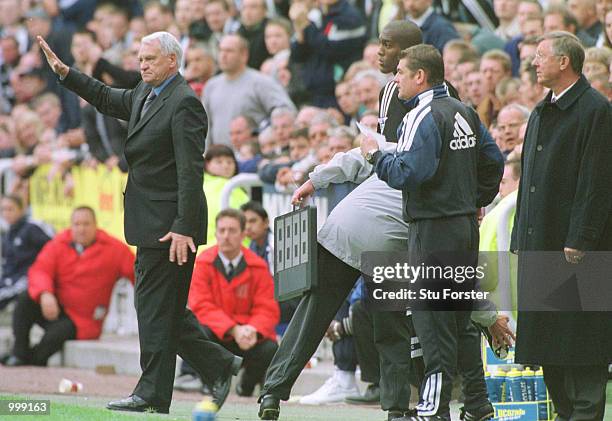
[37, 35, 69, 78]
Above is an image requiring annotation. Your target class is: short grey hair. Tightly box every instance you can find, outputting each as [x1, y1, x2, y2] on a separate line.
[328, 126, 356, 143]
[271, 107, 297, 121]
[537, 31, 584, 75]
[141, 31, 183, 66]
[311, 111, 338, 128]
[353, 69, 387, 89]
[500, 103, 530, 120]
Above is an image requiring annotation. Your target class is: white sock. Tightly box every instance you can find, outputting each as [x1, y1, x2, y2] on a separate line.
[334, 368, 356, 389]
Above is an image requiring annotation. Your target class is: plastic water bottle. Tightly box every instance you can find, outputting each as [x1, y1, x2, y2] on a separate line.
[534, 368, 548, 420]
[492, 369, 507, 402]
[484, 371, 499, 403]
[192, 398, 218, 421]
[505, 368, 523, 402]
[521, 367, 535, 402]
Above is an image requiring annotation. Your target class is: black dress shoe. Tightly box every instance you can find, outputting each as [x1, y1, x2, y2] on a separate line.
[106, 395, 169, 414]
[211, 355, 243, 409]
[3, 355, 27, 367]
[258, 394, 280, 420]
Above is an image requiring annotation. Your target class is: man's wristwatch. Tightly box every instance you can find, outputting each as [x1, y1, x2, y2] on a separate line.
[365, 148, 380, 164]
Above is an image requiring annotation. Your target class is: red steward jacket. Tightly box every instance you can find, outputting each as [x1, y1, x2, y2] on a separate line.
[188, 246, 279, 342]
[28, 229, 135, 340]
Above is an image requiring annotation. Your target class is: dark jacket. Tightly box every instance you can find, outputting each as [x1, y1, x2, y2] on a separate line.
[238, 18, 272, 70]
[510, 75, 612, 365]
[420, 12, 460, 53]
[375, 85, 503, 222]
[1, 217, 51, 280]
[290, 0, 366, 106]
[62, 70, 208, 247]
[81, 104, 128, 172]
[378, 80, 461, 143]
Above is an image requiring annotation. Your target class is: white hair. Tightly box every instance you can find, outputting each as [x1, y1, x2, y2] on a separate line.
[271, 107, 297, 121]
[501, 103, 530, 120]
[353, 69, 387, 89]
[141, 31, 183, 66]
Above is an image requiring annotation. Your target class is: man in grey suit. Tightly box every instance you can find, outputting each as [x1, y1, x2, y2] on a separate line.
[38, 32, 242, 414]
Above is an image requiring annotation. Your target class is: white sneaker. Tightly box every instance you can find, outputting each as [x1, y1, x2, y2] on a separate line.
[299, 374, 360, 405]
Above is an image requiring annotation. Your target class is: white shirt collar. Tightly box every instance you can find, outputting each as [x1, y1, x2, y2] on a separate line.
[551, 78, 579, 102]
[408, 6, 434, 28]
[218, 251, 243, 273]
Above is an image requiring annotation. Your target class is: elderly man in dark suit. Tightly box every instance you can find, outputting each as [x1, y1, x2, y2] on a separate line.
[511, 31, 612, 421]
[37, 32, 242, 414]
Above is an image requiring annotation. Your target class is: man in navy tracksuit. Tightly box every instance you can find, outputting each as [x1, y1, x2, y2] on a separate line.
[360, 45, 503, 421]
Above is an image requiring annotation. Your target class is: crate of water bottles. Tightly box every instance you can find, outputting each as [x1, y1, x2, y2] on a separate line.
[482, 339, 552, 420]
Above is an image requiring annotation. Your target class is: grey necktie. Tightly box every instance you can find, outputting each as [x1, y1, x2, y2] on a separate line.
[227, 262, 235, 280]
[139, 90, 157, 120]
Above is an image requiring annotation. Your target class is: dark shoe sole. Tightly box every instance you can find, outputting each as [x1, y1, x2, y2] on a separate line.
[106, 404, 168, 414]
[259, 407, 280, 420]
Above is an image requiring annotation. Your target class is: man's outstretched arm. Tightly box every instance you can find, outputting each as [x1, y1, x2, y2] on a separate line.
[38, 36, 135, 122]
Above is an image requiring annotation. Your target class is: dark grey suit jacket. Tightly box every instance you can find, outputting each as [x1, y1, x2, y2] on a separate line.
[62, 69, 207, 248]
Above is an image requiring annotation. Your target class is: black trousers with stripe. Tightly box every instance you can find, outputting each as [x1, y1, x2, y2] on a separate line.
[408, 215, 489, 419]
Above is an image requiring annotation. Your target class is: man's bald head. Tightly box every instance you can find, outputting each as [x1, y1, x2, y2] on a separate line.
[382, 20, 423, 50]
[378, 20, 423, 74]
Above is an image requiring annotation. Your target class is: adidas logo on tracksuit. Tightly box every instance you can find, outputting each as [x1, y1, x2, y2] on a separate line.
[449, 112, 476, 150]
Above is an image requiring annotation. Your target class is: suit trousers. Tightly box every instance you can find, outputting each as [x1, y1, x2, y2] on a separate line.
[132, 248, 235, 408]
[12, 291, 76, 365]
[181, 325, 278, 393]
[543, 365, 608, 421]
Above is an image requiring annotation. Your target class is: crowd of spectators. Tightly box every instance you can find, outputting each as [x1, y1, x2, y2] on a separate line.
[0, 0, 611, 403]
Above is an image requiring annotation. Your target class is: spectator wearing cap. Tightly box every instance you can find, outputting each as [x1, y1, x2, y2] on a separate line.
[288, 0, 367, 108]
[399, 0, 460, 52]
[203, 35, 295, 148]
[238, 0, 272, 70]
